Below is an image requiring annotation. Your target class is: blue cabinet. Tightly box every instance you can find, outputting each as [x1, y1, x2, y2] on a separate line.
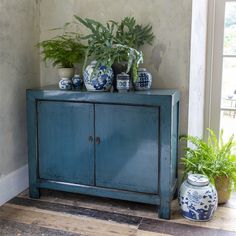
[27, 86, 180, 219]
[38, 101, 94, 185]
[95, 104, 159, 194]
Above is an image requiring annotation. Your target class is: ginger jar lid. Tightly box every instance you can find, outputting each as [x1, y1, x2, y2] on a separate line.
[187, 174, 209, 186]
[90, 60, 97, 66]
[117, 72, 130, 79]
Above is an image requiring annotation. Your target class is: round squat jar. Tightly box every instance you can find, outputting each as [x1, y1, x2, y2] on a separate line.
[178, 174, 217, 221]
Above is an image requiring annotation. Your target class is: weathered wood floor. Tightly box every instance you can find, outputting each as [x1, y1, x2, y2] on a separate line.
[0, 189, 235, 236]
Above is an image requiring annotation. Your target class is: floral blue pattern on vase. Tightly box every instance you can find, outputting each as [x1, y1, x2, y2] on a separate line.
[178, 174, 217, 221]
[134, 68, 152, 91]
[59, 78, 73, 90]
[83, 61, 114, 91]
[72, 74, 83, 90]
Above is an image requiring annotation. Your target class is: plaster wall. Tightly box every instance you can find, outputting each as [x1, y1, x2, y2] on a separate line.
[39, 0, 192, 135]
[0, 0, 40, 177]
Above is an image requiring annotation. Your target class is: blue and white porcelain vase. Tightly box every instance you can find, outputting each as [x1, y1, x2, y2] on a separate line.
[178, 174, 217, 221]
[116, 72, 130, 93]
[59, 78, 73, 90]
[134, 68, 152, 91]
[83, 61, 114, 91]
[72, 74, 83, 90]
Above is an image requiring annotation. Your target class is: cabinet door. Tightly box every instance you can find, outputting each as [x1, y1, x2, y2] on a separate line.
[95, 104, 159, 194]
[37, 101, 94, 185]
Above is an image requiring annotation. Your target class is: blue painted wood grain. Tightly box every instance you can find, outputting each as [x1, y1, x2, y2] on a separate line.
[26, 93, 40, 198]
[26, 87, 180, 219]
[37, 101, 94, 185]
[39, 179, 161, 205]
[95, 104, 159, 194]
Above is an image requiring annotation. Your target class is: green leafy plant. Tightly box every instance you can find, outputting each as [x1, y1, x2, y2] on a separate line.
[115, 17, 155, 49]
[37, 33, 86, 68]
[180, 129, 236, 191]
[74, 16, 143, 81]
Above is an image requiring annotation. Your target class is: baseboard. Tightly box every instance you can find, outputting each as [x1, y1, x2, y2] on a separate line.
[0, 164, 29, 206]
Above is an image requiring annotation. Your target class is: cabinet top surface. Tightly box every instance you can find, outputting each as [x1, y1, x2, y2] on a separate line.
[27, 85, 179, 96]
[27, 85, 180, 105]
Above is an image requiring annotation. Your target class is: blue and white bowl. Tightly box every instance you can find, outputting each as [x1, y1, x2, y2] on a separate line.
[83, 61, 114, 91]
[59, 78, 73, 90]
[178, 174, 217, 221]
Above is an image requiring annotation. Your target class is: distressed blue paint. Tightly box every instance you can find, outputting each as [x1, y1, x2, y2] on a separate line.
[38, 101, 94, 185]
[39, 179, 160, 205]
[95, 104, 159, 194]
[26, 93, 40, 198]
[26, 86, 180, 220]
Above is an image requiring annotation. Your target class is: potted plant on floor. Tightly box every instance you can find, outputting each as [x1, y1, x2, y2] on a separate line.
[38, 32, 86, 89]
[180, 129, 236, 204]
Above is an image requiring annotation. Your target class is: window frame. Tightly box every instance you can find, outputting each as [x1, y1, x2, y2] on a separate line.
[204, 0, 236, 138]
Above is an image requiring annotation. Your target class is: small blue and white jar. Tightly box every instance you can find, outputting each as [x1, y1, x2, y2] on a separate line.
[59, 78, 73, 90]
[83, 61, 114, 91]
[72, 74, 83, 90]
[116, 72, 130, 93]
[178, 174, 217, 221]
[134, 68, 152, 91]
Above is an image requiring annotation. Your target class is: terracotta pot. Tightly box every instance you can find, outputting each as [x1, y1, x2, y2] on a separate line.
[214, 176, 232, 204]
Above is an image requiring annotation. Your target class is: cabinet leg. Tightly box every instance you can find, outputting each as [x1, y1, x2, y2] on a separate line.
[158, 202, 171, 220]
[29, 187, 40, 199]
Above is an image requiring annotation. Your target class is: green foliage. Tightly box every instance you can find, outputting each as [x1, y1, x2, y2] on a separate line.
[74, 16, 146, 81]
[37, 33, 86, 68]
[115, 17, 155, 49]
[180, 129, 236, 190]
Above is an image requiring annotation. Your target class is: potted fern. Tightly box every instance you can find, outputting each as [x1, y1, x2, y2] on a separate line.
[181, 129, 236, 204]
[74, 16, 152, 91]
[74, 16, 144, 77]
[38, 33, 86, 80]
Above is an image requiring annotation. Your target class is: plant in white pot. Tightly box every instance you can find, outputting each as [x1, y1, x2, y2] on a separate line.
[38, 33, 86, 89]
[74, 16, 143, 92]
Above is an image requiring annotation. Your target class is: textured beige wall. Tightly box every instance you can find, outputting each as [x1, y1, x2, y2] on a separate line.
[40, 0, 192, 134]
[0, 0, 40, 176]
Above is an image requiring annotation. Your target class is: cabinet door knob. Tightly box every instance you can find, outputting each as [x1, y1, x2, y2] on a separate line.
[88, 136, 93, 143]
[96, 137, 101, 145]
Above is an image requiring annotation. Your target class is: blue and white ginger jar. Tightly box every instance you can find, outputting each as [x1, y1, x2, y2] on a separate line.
[83, 61, 114, 91]
[72, 74, 83, 90]
[178, 174, 217, 221]
[134, 68, 152, 91]
[59, 78, 73, 90]
[116, 72, 130, 93]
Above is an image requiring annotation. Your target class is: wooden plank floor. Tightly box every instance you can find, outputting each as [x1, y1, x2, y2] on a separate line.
[0, 189, 235, 236]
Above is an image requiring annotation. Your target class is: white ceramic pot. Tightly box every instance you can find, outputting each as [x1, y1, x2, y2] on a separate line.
[58, 68, 75, 79]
